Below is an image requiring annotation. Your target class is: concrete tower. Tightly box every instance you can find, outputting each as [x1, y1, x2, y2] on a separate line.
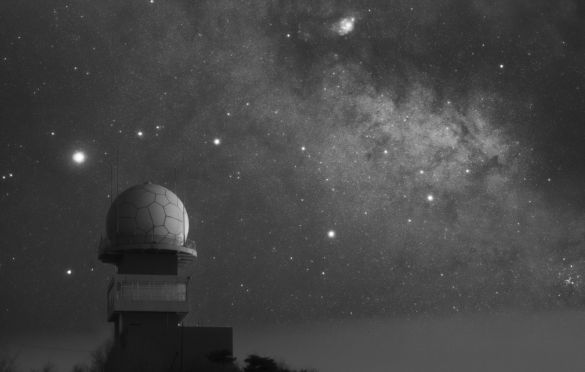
[98, 183, 232, 371]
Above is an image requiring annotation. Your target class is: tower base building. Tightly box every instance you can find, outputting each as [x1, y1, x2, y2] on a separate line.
[106, 326, 233, 372]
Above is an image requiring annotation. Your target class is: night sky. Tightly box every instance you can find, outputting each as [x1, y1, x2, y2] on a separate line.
[2, 0, 585, 369]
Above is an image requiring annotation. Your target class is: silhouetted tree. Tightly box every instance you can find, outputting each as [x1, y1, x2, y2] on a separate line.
[3, 349, 318, 372]
[243, 355, 279, 372]
[204, 349, 239, 372]
[87, 340, 112, 372]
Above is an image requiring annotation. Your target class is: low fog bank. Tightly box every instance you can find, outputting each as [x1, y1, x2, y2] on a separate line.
[235, 311, 585, 372]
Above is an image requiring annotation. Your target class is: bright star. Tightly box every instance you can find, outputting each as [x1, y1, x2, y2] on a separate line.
[66, 269, 72, 275]
[137, 131, 144, 137]
[427, 194, 434, 202]
[327, 230, 336, 238]
[72, 151, 86, 164]
[213, 138, 221, 146]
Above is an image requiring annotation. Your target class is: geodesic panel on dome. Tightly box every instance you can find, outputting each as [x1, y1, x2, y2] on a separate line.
[149, 203, 165, 226]
[136, 208, 153, 232]
[153, 226, 169, 236]
[163, 204, 182, 219]
[105, 183, 189, 249]
[127, 189, 156, 208]
[118, 202, 137, 218]
[118, 218, 136, 233]
[155, 194, 170, 206]
[165, 217, 183, 235]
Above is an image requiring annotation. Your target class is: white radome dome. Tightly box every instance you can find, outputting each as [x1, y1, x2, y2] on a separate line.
[106, 183, 189, 247]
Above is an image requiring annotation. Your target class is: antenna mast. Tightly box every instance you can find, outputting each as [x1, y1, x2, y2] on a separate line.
[116, 147, 120, 198]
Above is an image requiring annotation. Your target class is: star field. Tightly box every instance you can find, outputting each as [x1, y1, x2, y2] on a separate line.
[1, 0, 585, 334]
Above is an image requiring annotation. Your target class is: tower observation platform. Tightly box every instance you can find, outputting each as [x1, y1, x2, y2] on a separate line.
[98, 183, 232, 371]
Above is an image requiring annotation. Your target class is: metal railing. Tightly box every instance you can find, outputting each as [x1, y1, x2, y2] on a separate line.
[106, 275, 190, 319]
